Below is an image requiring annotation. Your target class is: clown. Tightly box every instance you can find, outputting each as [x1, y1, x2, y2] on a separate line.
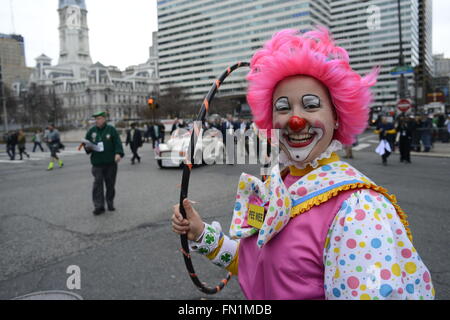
[172, 28, 434, 300]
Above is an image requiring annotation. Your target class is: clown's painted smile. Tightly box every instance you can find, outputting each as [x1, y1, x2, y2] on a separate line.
[280, 123, 325, 162]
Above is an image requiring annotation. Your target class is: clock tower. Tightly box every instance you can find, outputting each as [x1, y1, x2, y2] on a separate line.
[58, 0, 92, 73]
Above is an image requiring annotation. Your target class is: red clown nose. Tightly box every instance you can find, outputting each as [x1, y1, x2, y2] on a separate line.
[288, 116, 307, 131]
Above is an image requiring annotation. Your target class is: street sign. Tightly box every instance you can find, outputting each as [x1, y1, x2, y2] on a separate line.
[397, 99, 412, 112]
[390, 65, 414, 75]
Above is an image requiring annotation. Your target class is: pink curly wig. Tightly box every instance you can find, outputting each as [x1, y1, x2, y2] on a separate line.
[246, 27, 379, 145]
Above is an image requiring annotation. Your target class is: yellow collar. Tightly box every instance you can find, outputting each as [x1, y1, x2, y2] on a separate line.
[289, 152, 340, 177]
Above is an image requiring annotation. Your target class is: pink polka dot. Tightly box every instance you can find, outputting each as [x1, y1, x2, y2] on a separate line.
[277, 199, 283, 207]
[319, 173, 327, 177]
[426, 284, 431, 291]
[335, 236, 341, 242]
[398, 288, 403, 294]
[401, 249, 412, 259]
[236, 195, 240, 199]
[234, 218, 242, 225]
[402, 272, 406, 278]
[296, 187, 307, 196]
[345, 169, 356, 176]
[339, 217, 345, 227]
[347, 276, 360, 289]
[369, 190, 378, 196]
[375, 224, 382, 230]
[423, 272, 430, 283]
[329, 181, 335, 185]
[365, 253, 372, 260]
[376, 197, 382, 202]
[381, 269, 391, 280]
[355, 209, 366, 221]
[351, 290, 358, 297]
[396, 229, 403, 235]
[346, 239, 357, 249]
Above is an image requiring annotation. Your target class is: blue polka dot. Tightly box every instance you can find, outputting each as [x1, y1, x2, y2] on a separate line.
[259, 230, 264, 235]
[331, 171, 337, 174]
[315, 181, 320, 185]
[279, 211, 283, 216]
[415, 279, 420, 285]
[332, 288, 341, 298]
[234, 202, 241, 211]
[380, 284, 393, 298]
[344, 226, 349, 232]
[371, 238, 382, 249]
[339, 259, 346, 266]
[349, 254, 356, 260]
[364, 195, 373, 202]
[322, 165, 332, 171]
[346, 206, 352, 214]
[406, 284, 414, 294]
[385, 255, 392, 262]
[340, 284, 346, 290]
[258, 240, 264, 246]
[341, 202, 347, 210]
[237, 231, 242, 237]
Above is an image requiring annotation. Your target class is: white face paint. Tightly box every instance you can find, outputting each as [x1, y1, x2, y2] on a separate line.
[279, 127, 324, 163]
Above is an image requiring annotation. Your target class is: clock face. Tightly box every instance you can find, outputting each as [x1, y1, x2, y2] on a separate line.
[65, 6, 81, 29]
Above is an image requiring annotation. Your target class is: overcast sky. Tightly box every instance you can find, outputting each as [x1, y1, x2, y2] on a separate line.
[0, 0, 449, 70]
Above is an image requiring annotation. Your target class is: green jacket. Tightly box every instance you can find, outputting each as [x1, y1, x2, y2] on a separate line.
[85, 124, 124, 166]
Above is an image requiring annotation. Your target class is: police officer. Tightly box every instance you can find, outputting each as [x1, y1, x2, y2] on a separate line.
[84, 111, 124, 215]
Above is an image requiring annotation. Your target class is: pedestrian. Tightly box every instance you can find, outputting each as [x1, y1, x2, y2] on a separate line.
[125, 122, 143, 165]
[32, 129, 45, 152]
[171, 28, 434, 300]
[46, 124, 64, 170]
[375, 116, 396, 165]
[5, 130, 17, 160]
[396, 117, 412, 163]
[410, 115, 422, 152]
[158, 121, 166, 144]
[83, 111, 124, 215]
[443, 115, 450, 143]
[149, 122, 161, 149]
[420, 114, 433, 152]
[17, 129, 30, 160]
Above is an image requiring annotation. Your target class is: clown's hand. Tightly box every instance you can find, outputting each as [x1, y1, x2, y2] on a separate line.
[171, 199, 205, 241]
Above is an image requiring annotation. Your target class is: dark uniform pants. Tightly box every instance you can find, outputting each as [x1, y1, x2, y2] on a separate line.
[92, 163, 118, 209]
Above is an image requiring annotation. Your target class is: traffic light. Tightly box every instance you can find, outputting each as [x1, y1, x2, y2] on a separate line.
[148, 97, 159, 110]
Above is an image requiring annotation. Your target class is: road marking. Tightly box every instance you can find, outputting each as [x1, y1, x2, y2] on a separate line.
[352, 143, 371, 151]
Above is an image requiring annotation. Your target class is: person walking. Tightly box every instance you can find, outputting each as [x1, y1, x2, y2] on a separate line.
[5, 131, 17, 160]
[396, 117, 412, 163]
[125, 122, 143, 165]
[46, 125, 63, 170]
[149, 122, 161, 149]
[32, 129, 45, 152]
[17, 129, 30, 160]
[84, 111, 124, 215]
[375, 116, 396, 166]
[421, 115, 433, 152]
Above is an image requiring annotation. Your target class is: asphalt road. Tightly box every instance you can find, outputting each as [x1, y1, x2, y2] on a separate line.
[0, 136, 449, 300]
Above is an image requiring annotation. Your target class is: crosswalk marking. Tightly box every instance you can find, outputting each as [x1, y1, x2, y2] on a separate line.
[0, 148, 83, 164]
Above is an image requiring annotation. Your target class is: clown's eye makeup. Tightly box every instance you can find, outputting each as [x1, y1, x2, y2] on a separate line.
[274, 97, 290, 112]
[302, 94, 321, 110]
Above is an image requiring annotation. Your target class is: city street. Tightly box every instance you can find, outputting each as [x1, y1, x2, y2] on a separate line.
[0, 133, 449, 300]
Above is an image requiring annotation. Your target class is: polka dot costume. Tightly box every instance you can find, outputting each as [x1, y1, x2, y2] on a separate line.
[324, 189, 435, 300]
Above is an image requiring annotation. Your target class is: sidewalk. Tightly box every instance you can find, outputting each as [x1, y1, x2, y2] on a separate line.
[393, 142, 450, 158]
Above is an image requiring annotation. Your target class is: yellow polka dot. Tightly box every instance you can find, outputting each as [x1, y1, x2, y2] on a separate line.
[374, 212, 381, 221]
[307, 174, 317, 181]
[405, 262, 417, 274]
[284, 197, 290, 207]
[346, 217, 353, 222]
[334, 268, 340, 279]
[236, 211, 242, 216]
[359, 242, 366, 248]
[275, 221, 284, 231]
[361, 177, 370, 183]
[360, 294, 371, 300]
[340, 164, 349, 168]
[387, 213, 393, 219]
[239, 182, 246, 190]
[432, 288, 435, 296]
[398, 241, 404, 247]
[231, 225, 234, 230]
[392, 263, 401, 277]
[334, 247, 340, 254]
[412, 247, 417, 253]
[360, 284, 367, 291]
[364, 204, 370, 210]
[375, 262, 382, 268]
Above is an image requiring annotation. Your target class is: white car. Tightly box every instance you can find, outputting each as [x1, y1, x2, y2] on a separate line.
[155, 127, 225, 168]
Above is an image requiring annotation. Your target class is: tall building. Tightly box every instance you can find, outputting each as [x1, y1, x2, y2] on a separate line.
[330, 0, 420, 114]
[157, 0, 331, 104]
[0, 33, 33, 94]
[157, 0, 432, 115]
[416, 0, 433, 106]
[29, 0, 158, 124]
